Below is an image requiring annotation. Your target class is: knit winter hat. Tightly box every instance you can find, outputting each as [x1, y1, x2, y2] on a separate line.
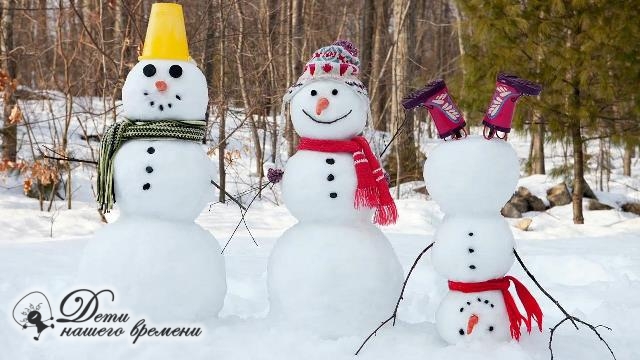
[283, 40, 369, 103]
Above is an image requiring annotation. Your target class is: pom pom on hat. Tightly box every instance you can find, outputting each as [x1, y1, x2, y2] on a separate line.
[333, 39, 359, 57]
[283, 40, 368, 103]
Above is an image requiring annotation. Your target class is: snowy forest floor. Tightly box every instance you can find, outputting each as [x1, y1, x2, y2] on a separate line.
[0, 97, 639, 359]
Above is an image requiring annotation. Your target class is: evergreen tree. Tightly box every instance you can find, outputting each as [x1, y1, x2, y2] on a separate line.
[455, 0, 640, 224]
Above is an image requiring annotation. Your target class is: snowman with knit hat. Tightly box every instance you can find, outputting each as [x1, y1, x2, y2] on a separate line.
[267, 40, 403, 338]
[78, 3, 226, 322]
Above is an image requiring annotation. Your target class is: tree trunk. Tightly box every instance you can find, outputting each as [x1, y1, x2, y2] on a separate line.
[531, 112, 545, 174]
[526, 129, 534, 175]
[282, 0, 296, 157]
[570, 119, 584, 224]
[37, 0, 51, 87]
[369, 0, 388, 131]
[270, 105, 278, 163]
[390, 0, 417, 196]
[290, 0, 303, 78]
[623, 143, 633, 177]
[450, 0, 468, 121]
[263, 0, 278, 164]
[360, 1, 374, 87]
[212, 0, 227, 203]
[290, 0, 303, 152]
[597, 138, 604, 191]
[113, 0, 122, 45]
[108, 0, 126, 119]
[204, 1, 216, 110]
[233, 0, 263, 178]
[1, 0, 17, 162]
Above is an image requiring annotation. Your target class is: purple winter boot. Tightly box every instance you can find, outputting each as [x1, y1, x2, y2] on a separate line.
[403, 79, 467, 140]
[482, 73, 542, 140]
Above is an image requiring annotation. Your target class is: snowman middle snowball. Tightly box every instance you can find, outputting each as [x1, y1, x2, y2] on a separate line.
[267, 41, 403, 338]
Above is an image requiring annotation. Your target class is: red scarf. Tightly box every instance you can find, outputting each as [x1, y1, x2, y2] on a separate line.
[448, 276, 543, 341]
[297, 136, 398, 225]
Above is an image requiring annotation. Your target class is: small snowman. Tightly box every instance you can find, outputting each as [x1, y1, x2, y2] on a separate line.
[79, 3, 226, 322]
[267, 40, 403, 338]
[406, 75, 543, 344]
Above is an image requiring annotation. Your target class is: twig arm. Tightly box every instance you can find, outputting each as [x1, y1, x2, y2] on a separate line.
[549, 316, 616, 360]
[39, 146, 247, 213]
[392, 242, 434, 326]
[355, 242, 434, 355]
[220, 182, 270, 253]
[354, 316, 395, 356]
[515, 249, 616, 360]
[210, 180, 247, 211]
[379, 114, 409, 158]
[513, 249, 578, 330]
[38, 146, 97, 165]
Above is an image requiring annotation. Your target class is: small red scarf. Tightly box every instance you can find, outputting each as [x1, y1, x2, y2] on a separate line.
[448, 276, 543, 341]
[297, 136, 398, 225]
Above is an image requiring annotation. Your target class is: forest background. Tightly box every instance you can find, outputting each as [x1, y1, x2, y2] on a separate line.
[0, 0, 638, 224]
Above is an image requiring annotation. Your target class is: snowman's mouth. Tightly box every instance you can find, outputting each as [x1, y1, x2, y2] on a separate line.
[144, 92, 182, 112]
[302, 109, 352, 124]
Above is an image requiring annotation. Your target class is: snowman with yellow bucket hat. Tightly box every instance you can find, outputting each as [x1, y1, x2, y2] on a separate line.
[79, 3, 227, 322]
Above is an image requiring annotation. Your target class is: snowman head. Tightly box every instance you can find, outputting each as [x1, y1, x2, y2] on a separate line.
[289, 80, 368, 139]
[121, 3, 208, 121]
[284, 40, 369, 140]
[122, 60, 208, 121]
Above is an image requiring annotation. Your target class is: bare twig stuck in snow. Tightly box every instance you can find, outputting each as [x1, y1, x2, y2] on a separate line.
[514, 249, 616, 360]
[355, 242, 434, 355]
[49, 206, 59, 238]
[220, 182, 271, 253]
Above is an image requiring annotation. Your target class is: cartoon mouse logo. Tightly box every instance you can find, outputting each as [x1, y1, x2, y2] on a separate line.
[13, 291, 55, 341]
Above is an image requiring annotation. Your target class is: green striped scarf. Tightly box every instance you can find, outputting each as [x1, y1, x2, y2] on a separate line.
[97, 119, 207, 212]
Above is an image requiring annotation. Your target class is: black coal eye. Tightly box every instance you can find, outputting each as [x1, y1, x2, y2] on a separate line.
[310, 89, 317, 96]
[143, 64, 156, 77]
[169, 65, 183, 78]
[331, 89, 338, 95]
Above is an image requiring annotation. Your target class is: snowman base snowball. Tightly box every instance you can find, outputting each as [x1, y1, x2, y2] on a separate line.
[267, 222, 403, 338]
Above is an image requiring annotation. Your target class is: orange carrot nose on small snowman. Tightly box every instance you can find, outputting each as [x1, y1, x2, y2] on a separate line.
[316, 97, 330, 115]
[155, 80, 168, 92]
[467, 314, 479, 335]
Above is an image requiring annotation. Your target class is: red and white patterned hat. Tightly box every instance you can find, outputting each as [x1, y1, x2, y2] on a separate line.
[283, 40, 369, 103]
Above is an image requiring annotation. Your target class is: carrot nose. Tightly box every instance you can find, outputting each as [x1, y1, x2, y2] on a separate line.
[315, 97, 330, 115]
[467, 314, 479, 335]
[155, 80, 168, 92]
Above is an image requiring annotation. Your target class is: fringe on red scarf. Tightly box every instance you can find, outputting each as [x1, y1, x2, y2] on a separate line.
[448, 276, 543, 341]
[298, 136, 398, 225]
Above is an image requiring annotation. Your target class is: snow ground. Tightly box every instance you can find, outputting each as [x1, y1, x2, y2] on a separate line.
[0, 97, 639, 359]
[1, 197, 639, 360]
